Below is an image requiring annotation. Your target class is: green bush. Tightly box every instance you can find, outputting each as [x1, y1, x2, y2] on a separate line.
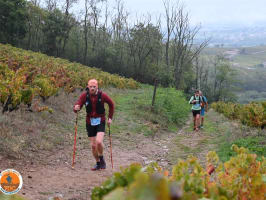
[217, 136, 266, 162]
[154, 88, 191, 125]
[135, 86, 190, 126]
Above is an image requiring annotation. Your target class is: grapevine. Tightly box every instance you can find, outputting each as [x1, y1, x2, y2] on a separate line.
[0, 43, 140, 112]
[212, 101, 266, 128]
[92, 145, 266, 200]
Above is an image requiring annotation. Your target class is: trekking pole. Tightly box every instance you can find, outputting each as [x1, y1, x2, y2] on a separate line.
[108, 125, 114, 169]
[72, 112, 78, 169]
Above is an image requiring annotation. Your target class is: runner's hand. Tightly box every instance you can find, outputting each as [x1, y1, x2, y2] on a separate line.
[74, 105, 80, 111]
[107, 118, 112, 127]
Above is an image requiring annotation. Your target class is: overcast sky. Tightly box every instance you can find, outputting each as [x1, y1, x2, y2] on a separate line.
[72, 0, 266, 27]
[98, 0, 266, 26]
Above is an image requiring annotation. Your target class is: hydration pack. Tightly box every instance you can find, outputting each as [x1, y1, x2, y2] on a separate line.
[85, 88, 105, 114]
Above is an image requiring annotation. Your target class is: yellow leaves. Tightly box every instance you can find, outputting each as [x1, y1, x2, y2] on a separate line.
[0, 43, 139, 112]
[207, 151, 219, 167]
[36, 106, 53, 113]
[93, 145, 266, 200]
[212, 101, 266, 128]
[0, 63, 34, 107]
[103, 188, 126, 200]
[216, 145, 266, 200]
[33, 76, 58, 100]
[126, 172, 170, 200]
[231, 144, 239, 153]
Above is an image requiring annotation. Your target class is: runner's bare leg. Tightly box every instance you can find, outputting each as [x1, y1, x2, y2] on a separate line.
[90, 137, 99, 162]
[96, 132, 104, 156]
[196, 114, 200, 130]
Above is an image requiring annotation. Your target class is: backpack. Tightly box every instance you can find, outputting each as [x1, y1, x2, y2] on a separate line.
[85, 88, 105, 114]
[193, 95, 206, 107]
[201, 96, 207, 107]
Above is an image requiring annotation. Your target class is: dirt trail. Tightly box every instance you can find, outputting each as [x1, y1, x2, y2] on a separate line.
[1, 111, 218, 200]
[0, 130, 175, 200]
[1, 142, 142, 199]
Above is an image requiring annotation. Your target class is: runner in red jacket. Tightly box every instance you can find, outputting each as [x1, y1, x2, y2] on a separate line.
[74, 79, 115, 170]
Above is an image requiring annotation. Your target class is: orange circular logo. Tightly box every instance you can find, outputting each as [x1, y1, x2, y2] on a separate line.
[0, 169, 23, 195]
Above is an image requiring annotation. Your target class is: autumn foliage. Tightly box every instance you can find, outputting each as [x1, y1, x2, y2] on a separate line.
[92, 145, 266, 200]
[0, 44, 139, 112]
[212, 101, 266, 128]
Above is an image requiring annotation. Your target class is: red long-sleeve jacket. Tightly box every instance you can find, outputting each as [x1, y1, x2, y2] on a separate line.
[74, 91, 114, 125]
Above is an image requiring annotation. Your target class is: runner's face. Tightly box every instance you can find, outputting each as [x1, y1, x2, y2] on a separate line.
[88, 80, 98, 94]
[195, 92, 199, 96]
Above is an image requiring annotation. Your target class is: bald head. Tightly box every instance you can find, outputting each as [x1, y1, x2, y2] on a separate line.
[88, 79, 98, 87]
[199, 90, 203, 96]
[88, 79, 98, 95]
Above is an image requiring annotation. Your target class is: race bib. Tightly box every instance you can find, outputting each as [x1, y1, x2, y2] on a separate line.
[90, 117, 101, 126]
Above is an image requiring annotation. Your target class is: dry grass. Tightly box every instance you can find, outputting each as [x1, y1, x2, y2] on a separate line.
[0, 90, 82, 160]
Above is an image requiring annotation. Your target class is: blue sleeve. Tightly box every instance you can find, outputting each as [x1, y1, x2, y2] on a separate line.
[203, 96, 207, 103]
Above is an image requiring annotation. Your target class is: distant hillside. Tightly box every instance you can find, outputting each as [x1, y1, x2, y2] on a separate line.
[203, 45, 266, 68]
[202, 45, 266, 103]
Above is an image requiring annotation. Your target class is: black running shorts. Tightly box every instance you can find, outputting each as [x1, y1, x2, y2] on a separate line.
[86, 122, 105, 137]
[192, 110, 201, 117]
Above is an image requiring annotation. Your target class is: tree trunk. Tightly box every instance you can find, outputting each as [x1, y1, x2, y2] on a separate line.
[152, 79, 158, 107]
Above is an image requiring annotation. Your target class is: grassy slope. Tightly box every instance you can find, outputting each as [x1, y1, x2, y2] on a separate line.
[167, 109, 266, 165]
[208, 111, 266, 162]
